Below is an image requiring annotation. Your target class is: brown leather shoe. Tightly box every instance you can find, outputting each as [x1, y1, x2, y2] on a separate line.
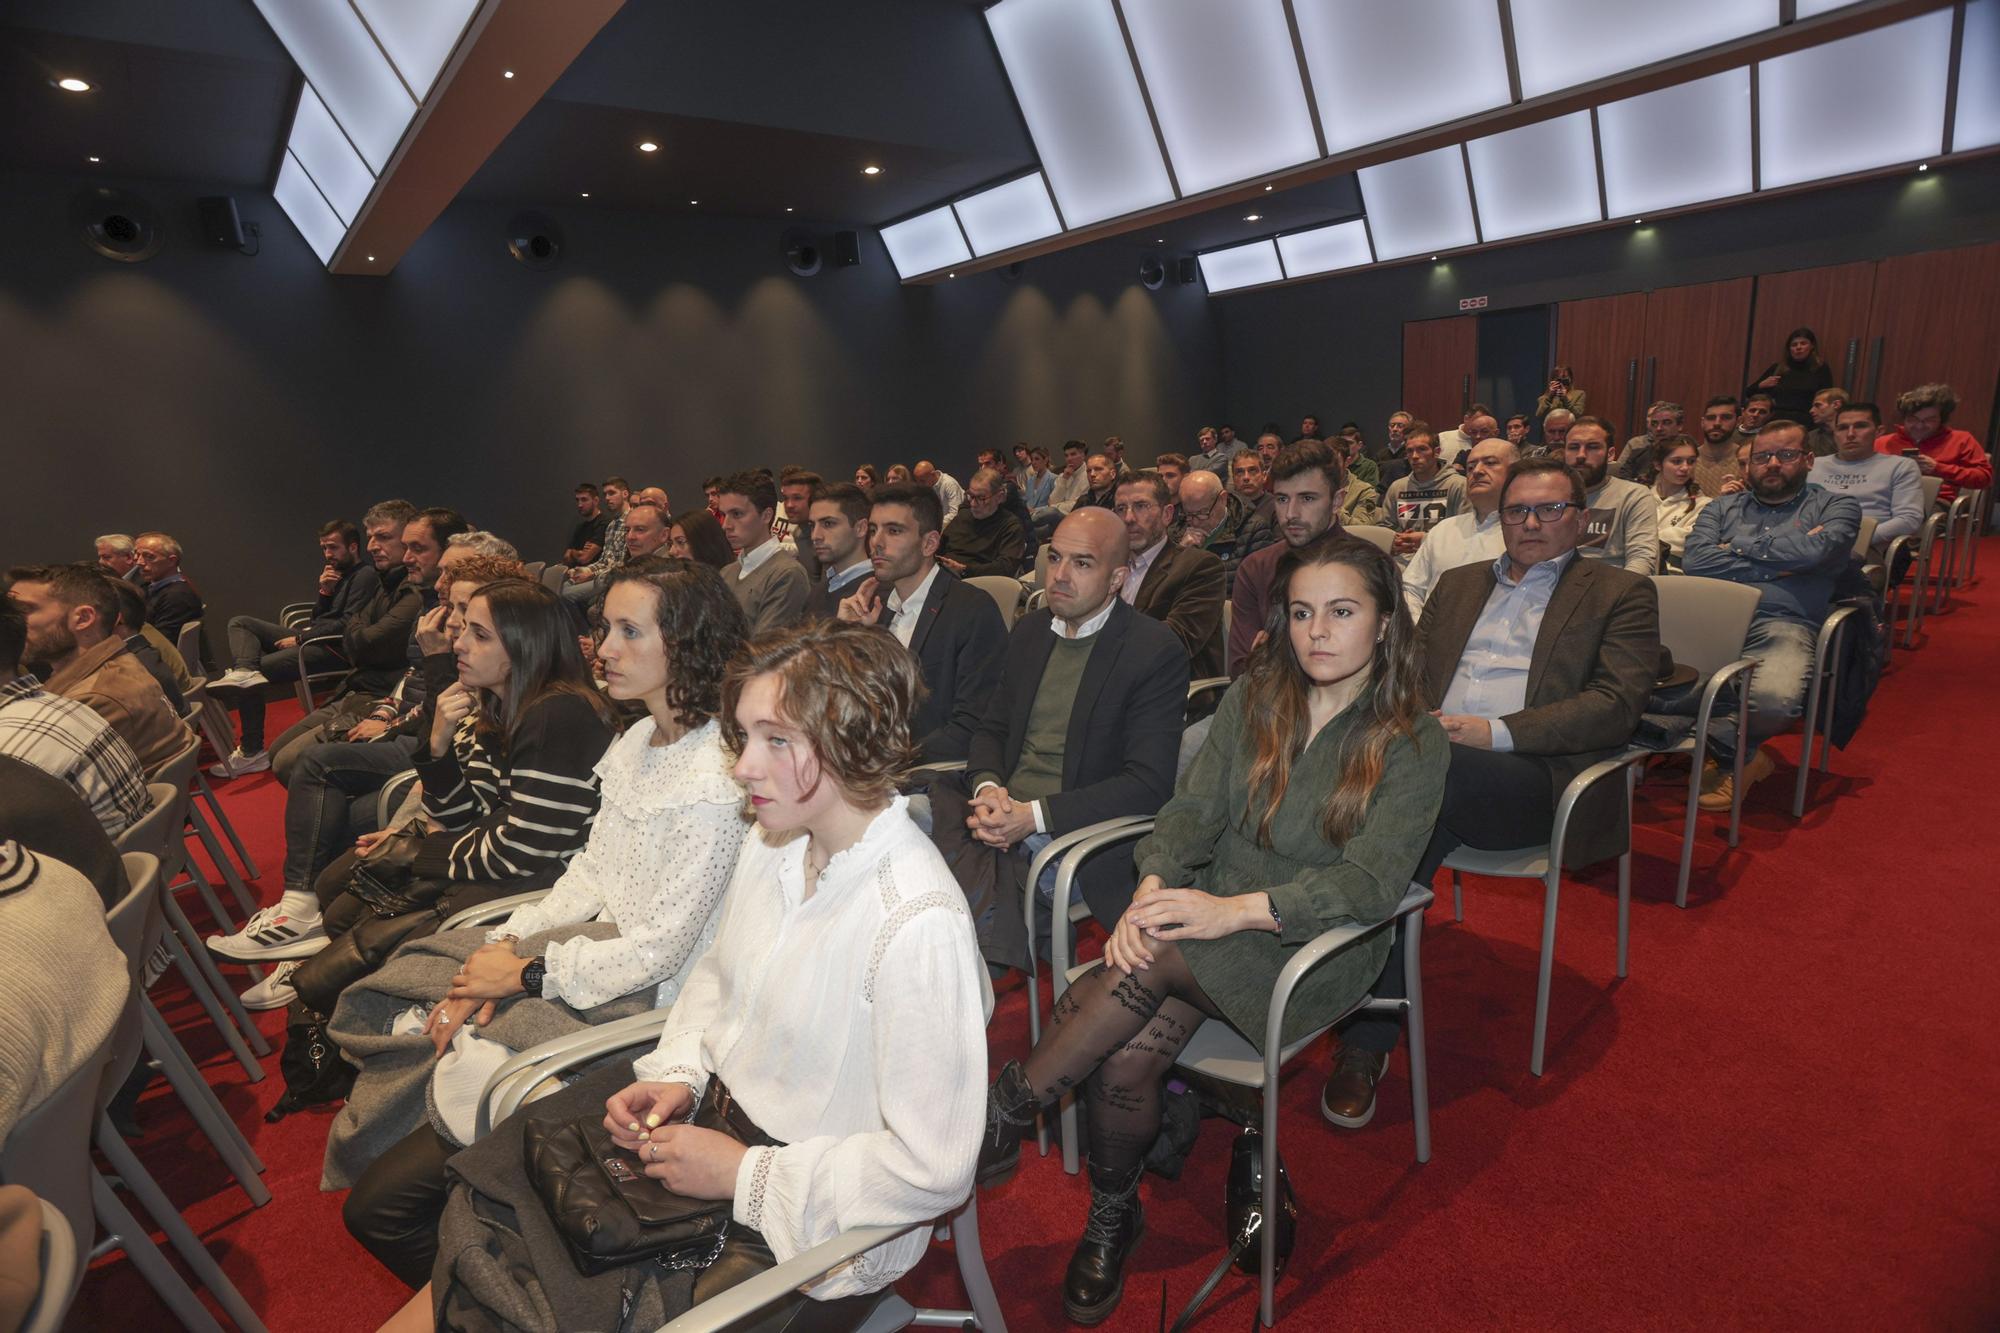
[1699, 745, 1777, 811]
[1321, 1046, 1388, 1128]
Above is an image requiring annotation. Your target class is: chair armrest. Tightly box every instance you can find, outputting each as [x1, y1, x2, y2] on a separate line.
[655, 1222, 929, 1333]
[475, 1007, 679, 1138]
[374, 769, 421, 828]
[1547, 752, 1650, 872]
[1024, 816, 1156, 973]
[30, 1196, 77, 1333]
[1692, 656, 1758, 745]
[908, 760, 966, 778]
[440, 889, 554, 933]
[1025, 588, 1048, 611]
[1187, 676, 1231, 706]
[1263, 883, 1434, 1059]
[1048, 818, 1158, 995]
[279, 602, 315, 628]
[1816, 605, 1856, 675]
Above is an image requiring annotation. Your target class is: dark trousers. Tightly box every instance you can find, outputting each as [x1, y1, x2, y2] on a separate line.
[1342, 744, 1555, 1055]
[271, 694, 382, 786]
[216, 625, 347, 751]
[280, 735, 419, 892]
[345, 1121, 456, 1287]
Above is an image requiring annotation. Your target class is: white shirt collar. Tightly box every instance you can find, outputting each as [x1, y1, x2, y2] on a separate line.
[1120, 538, 1168, 604]
[737, 536, 781, 579]
[887, 563, 941, 616]
[1052, 597, 1117, 640]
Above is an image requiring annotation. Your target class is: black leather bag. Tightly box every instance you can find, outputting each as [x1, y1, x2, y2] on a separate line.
[266, 1009, 357, 1121]
[1165, 1125, 1298, 1331]
[342, 826, 452, 917]
[291, 906, 444, 1015]
[526, 1100, 744, 1277]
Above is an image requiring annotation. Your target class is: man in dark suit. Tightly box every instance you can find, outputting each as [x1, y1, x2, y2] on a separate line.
[837, 483, 1006, 762]
[1114, 470, 1225, 677]
[931, 507, 1189, 972]
[1325, 456, 1659, 1128]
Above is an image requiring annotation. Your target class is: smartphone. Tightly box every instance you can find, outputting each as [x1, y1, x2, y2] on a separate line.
[1901, 448, 1920, 458]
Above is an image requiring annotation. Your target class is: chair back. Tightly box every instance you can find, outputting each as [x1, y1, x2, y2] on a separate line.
[1650, 575, 1761, 675]
[174, 620, 205, 676]
[1032, 543, 1051, 587]
[115, 783, 189, 887]
[152, 732, 200, 793]
[1851, 516, 1877, 557]
[0, 1047, 112, 1290]
[1920, 475, 1943, 510]
[965, 576, 1025, 629]
[1346, 525, 1395, 554]
[19, 1194, 77, 1333]
[95, 854, 159, 1103]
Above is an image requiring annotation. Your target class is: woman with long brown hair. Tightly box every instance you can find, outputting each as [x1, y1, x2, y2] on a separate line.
[667, 507, 735, 570]
[978, 532, 1447, 1325]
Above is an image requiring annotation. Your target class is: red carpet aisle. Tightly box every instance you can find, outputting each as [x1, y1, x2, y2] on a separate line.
[76, 546, 2000, 1332]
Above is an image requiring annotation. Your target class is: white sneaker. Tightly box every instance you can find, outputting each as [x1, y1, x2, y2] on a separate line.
[214, 668, 269, 689]
[240, 960, 303, 1010]
[207, 905, 328, 961]
[207, 748, 271, 779]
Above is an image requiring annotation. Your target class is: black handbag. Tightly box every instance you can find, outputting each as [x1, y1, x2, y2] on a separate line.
[266, 1008, 357, 1122]
[342, 826, 451, 917]
[1164, 1125, 1298, 1331]
[526, 1100, 745, 1277]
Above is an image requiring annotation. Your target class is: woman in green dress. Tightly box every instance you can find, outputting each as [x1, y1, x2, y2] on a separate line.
[977, 532, 1448, 1325]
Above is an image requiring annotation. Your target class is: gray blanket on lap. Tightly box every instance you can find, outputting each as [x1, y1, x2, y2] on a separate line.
[322, 921, 651, 1190]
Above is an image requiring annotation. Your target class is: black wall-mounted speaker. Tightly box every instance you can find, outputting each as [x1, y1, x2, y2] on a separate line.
[197, 196, 245, 249]
[1139, 255, 1166, 290]
[505, 212, 564, 269]
[783, 229, 823, 276]
[72, 187, 164, 263]
[1177, 257, 1197, 285]
[834, 230, 860, 267]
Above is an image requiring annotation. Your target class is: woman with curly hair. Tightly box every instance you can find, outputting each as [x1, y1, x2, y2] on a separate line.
[977, 533, 1447, 1325]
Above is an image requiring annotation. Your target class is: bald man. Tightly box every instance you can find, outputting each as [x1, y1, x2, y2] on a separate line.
[930, 507, 1189, 972]
[911, 459, 966, 527]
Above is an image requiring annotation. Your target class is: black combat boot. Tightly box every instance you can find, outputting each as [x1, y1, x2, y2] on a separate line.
[1062, 1159, 1145, 1325]
[976, 1060, 1038, 1188]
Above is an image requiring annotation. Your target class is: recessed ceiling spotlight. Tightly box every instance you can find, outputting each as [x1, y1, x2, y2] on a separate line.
[1634, 217, 1644, 225]
[688, 199, 698, 205]
[1264, 184, 1273, 192]
[785, 206, 794, 212]
[55, 77, 92, 93]
[1430, 254, 1439, 261]
[637, 141, 659, 153]
[502, 69, 515, 79]
[1243, 213, 1261, 222]
[862, 165, 882, 176]
[580, 191, 591, 198]
[949, 272, 957, 278]
[366, 254, 376, 262]
[86, 155, 101, 163]
[1917, 162, 1929, 171]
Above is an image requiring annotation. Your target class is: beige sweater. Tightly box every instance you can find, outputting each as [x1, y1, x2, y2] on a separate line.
[0, 842, 129, 1151]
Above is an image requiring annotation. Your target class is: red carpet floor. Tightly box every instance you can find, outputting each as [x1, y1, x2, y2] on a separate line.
[74, 546, 2000, 1331]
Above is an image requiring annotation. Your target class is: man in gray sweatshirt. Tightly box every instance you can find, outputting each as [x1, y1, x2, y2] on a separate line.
[1565, 416, 1660, 575]
[1383, 426, 1466, 559]
[1808, 401, 1923, 565]
[715, 470, 811, 635]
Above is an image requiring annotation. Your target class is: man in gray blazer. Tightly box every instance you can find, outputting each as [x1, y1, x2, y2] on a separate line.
[1325, 457, 1659, 1129]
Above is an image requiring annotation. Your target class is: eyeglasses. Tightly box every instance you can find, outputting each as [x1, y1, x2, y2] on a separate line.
[1498, 501, 1577, 525]
[1749, 449, 1805, 465]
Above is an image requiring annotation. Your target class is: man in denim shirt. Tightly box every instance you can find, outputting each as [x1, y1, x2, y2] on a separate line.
[1683, 420, 1860, 809]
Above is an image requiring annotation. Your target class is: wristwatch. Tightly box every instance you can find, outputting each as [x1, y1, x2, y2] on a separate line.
[520, 956, 546, 997]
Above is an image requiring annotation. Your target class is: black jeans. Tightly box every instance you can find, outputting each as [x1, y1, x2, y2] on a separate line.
[1341, 744, 1555, 1055]
[280, 735, 419, 893]
[345, 1121, 456, 1287]
[219, 615, 347, 751]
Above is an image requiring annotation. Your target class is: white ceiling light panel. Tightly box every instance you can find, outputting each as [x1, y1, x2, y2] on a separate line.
[952, 173, 1063, 256]
[1293, 0, 1512, 153]
[1510, 0, 1775, 100]
[1793, 0, 1861, 15]
[1759, 9, 1953, 189]
[1198, 239, 1284, 294]
[287, 83, 374, 225]
[879, 206, 971, 279]
[1465, 111, 1601, 240]
[274, 150, 347, 265]
[985, 0, 1175, 227]
[1120, 0, 1320, 195]
[1596, 67, 1752, 217]
[352, 0, 481, 101]
[1357, 145, 1477, 260]
[1275, 219, 1373, 278]
[250, 0, 416, 172]
[1950, 0, 2000, 152]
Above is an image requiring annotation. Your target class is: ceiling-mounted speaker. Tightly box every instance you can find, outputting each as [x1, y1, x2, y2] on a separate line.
[505, 211, 564, 269]
[833, 230, 860, 267]
[998, 260, 1025, 283]
[1177, 257, 1198, 285]
[1138, 254, 1166, 290]
[73, 187, 164, 263]
[783, 229, 823, 276]
[197, 195, 245, 249]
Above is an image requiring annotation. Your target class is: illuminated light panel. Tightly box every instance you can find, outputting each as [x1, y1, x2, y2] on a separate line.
[986, 0, 1174, 227]
[250, 0, 416, 172]
[287, 82, 374, 225]
[1510, 0, 1775, 100]
[1793, 0, 1861, 15]
[352, 0, 479, 100]
[1275, 219, 1373, 278]
[952, 173, 1063, 256]
[1951, 0, 2000, 151]
[1596, 67, 1752, 217]
[1357, 145, 1476, 261]
[880, 206, 971, 279]
[1293, 0, 1511, 153]
[274, 150, 346, 264]
[1759, 9, 1953, 189]
[1198, 239, 1283, 294]
[1465, 111, 1602, 241]
[1121, 0, 1320, 195]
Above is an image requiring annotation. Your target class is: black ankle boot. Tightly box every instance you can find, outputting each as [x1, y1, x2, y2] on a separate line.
[977, 1061, 1038, 1188]
[1063, 1161, 1145, 1325]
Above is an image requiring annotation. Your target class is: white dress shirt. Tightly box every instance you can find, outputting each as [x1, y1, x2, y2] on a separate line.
[632, 800, 986, 1301]
[1401, 507, 1505, 619]
[736, 536, 782, 580]
[1119, 538, 1168, 605]
[1439, 550, 1576, 752]
[885, 564, 942, 646]
[932, 472, 966, 526]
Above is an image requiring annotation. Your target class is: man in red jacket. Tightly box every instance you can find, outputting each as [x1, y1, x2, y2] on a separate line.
[1875, 381, 1992, 506]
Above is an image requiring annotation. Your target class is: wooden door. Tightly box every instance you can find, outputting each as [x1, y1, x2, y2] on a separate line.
[1747, 260, 1878, 396]
[1554, 292, 1649, 436]
[1402, 315, 1478, 431]
[1866, 240, 2000, 444]
[1640, 278, 1755, 425]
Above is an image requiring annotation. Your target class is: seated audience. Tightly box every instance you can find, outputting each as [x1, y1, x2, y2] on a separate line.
[1736, 393, 1775, 444]
[1115, 471, 1225, 677]
[1615, 400, 1685, 483]
[1299, 414, 1321, 440]
[1434, 403, 1490, 464]
[0, 596, 150, 840]
[931, 508, 1187, 972]
[1373, 411, 1413, 464]
[333, 558, 750, 1288]
[912, 459, 967, 526]
[1747, 327, 1833, 423]
[1327, 458, 1658, 1126]
[1338, 429, 1381, 489]
[1806, 387, 1848, 457]
[1045, 439, 1090, 513]
[1152, 452, 1188, 503]
[1651, 438, 1710, 569]
[853, 462, 879, 497]
[1401, 436, 1516, 618]
[1104, 436, 1133, 477]
[0, 753, 129, 909]
[1539, 408, 1575, 456]
[774, 470, 822, 583]
[613, 498, 673, 570]
[1075, 451, 1121, 511]
[558, 482, 610, 573]
[1536, 365, 1587, 419]
[1187, 425, 1240, 477]
[1811, 402, 1923, 558]
[8, 563, 193, 773]
[666, 507, 733, 570]
[1693, 396, 1745, 497]
[714, 472, 811, 634]
[885, 462, 913, 485]
[379, 620, 984, 1333]
[939, 468, 1030, 578]
[1021, 446, 1056, 509]
[133, 531, 204, 647]
[1256, 429, 1284, 476]
[107, 577, 188, 713]
[1680, 420, 1861, 808]
[95, 532, 143, 583]
[1875, 381, 1992, 506]
[801, 482, 875, 618]
[1450, 411, 1501, 468]
[838, 483, 1005, 761]
[1383, 424, 1466, 552]
[1229, 438, 1348, 674]
[1564, 416, 1660, 574]
[1229, 449, 1271, 511]
[979, 535, 1445, 1324]
[1341, 473, 1388, 528]
[560, 476, 632, 604]
[1504, 413, 1531, 447]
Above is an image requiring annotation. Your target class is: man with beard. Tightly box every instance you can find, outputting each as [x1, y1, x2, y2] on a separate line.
[1692, 396, 1745, 498]
[1226, 438, 1347, 674]
[1563, 417, 1659, 575]
[1681, 420, 1860, 809]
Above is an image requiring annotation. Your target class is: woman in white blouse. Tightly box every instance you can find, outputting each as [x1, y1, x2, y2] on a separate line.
[380, 618, 987, 1333]
[342, 557, 752, 1289]
[1652, 437, 1711, 570]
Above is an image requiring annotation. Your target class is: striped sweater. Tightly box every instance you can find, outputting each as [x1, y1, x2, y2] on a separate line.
[410, 691, 616, 883]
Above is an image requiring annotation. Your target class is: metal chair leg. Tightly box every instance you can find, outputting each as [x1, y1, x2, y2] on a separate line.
[1403, 910, 1431, 1165]
[1675, 744, 1702, 909]
[951, 1194, 1008, 1333]
[142, 1001, 270, 1205]
[1530, 870, 1561, 1078]
[161, 893, 272, 1064]
[1617, 768, 1634, 978]
[1451, 869, 1463, 922]
[193, 767, 260, 880]
[172, 831, 236, 933]
[94, 1124, 269, 1333]
[188, 802, 259, 920]
[89, 1172, 227, 1333]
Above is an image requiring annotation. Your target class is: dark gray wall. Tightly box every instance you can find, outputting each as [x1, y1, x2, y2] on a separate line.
[0, 170, 1220, 626]
[1217, 165, 2000, 441]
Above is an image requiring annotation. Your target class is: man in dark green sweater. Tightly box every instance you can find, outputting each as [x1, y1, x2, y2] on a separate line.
[939, 468, 1030, 579]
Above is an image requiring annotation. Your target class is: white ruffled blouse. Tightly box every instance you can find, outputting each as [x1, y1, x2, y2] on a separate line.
[488, 717, 745, 1010]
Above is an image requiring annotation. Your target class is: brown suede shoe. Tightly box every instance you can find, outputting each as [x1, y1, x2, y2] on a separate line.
[1321, 1046, 1388, 1128]
[1699, 745, 1777, 811]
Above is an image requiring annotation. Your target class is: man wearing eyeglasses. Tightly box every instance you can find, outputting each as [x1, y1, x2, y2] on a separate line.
[1323, 456, 1658, 1130]
[1615, 401, 1684, 484]
[1680, 420, 1861, 810]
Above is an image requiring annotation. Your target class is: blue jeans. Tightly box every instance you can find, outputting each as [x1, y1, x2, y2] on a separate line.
[1713, 615, 1818, 760]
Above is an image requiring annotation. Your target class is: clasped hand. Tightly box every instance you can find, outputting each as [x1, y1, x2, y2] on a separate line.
[967, 785, 1035, 849]
[1106, 876, 1258, 974]
[603, 1081, 744, 1199]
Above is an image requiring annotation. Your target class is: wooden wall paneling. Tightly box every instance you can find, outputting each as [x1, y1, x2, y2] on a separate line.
[1865, 240, 2000, 445]
[1401, 315, 1479, 431]
[1640, 278, 1755, 426]
[1554, 291, 1650, 436]
[1746, 260, 1878, 398]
